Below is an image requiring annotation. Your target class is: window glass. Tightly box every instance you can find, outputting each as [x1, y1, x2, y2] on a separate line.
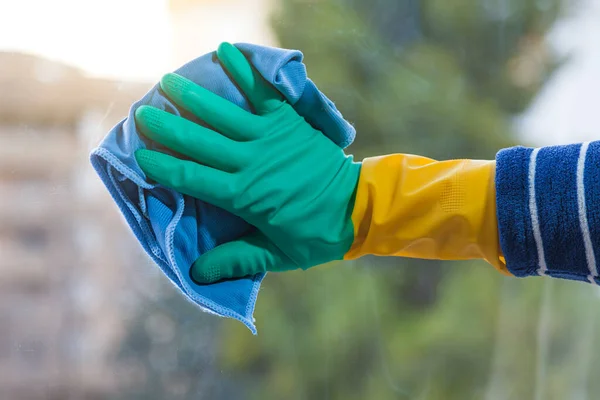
[1, 0, 599, 399]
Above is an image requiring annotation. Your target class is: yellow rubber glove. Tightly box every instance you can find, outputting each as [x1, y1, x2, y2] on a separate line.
[344, 154, 509, 276]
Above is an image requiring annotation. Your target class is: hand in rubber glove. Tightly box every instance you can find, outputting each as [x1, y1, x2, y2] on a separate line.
[135, 42, 361, 284]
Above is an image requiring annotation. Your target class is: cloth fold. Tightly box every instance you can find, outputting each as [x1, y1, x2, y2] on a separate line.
[496, 142, 600, 284]
[90, 43, 355, 333]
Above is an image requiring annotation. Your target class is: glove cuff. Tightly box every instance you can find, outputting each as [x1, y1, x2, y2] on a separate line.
[345, 154, 509, 275]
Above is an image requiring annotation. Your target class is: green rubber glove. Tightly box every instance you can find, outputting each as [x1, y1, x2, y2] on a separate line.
[135, 42, 361, 283]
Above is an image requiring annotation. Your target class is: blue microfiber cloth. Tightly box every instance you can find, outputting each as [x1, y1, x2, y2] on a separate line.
[89, 43, 355, 333]
[496, 141, 600, 284]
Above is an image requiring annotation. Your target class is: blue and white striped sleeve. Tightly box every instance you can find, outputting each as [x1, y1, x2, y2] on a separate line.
[496, 142, 600, 284]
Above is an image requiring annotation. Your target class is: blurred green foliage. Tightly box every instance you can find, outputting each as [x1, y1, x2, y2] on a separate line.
[114, 1, 600, 399]
[272, 0, 560, 160]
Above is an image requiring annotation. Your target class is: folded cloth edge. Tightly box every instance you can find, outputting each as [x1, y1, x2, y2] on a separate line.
[90, 146, 265, 334]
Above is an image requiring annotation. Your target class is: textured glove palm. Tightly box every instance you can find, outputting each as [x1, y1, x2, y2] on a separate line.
[135, 43, 360, 283]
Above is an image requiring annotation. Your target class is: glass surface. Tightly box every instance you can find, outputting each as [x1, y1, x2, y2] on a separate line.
[1, 0, 600, 399]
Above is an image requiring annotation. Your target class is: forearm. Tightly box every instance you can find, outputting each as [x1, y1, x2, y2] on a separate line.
[345, 141, 600, 285]
[344, 153, 509, 275]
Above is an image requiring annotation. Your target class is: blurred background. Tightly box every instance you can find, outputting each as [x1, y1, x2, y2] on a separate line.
[1, 0, 600, 398]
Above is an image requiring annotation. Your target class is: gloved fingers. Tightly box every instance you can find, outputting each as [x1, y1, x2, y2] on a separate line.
[135, 149, 235, 211]
[135, 105, 247, 172]
[190, 231, 295, 284]
[160, 72, 260, 141]
[217, 42, 284, 115]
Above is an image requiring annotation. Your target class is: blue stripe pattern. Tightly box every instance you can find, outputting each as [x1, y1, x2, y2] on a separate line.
[496, 142, 600, 283]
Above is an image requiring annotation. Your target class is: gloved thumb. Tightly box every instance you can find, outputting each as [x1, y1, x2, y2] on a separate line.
[190, 231, 295, 284]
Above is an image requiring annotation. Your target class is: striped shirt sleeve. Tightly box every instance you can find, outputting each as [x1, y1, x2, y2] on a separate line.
[496, 142, 600, 283]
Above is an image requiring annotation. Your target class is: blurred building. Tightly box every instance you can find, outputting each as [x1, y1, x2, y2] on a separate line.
[0, 4, 279, 397]
[168, 0, 277, 66]
[0, 51, 150, 399]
